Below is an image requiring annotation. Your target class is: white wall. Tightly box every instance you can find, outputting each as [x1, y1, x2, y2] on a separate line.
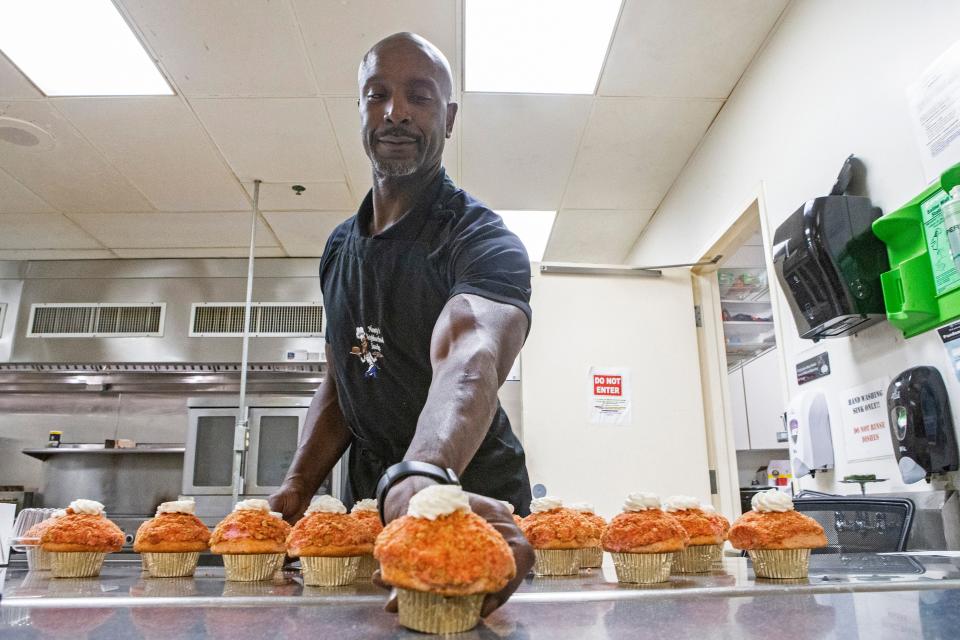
[521, 267, 711, 518]
[628, 0, 960, 496]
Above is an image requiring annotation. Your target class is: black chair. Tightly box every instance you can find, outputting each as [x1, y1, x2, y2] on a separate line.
[792, 497, 915, 554]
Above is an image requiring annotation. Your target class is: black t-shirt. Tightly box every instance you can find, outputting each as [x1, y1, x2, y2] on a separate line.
[319, 169, 533, 514]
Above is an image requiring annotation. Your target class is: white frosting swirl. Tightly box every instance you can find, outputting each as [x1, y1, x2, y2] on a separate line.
[156, 499, 195, 515]
[701, 504, 716, 513]
[351, 498, 378, 514]
[568, 502, 595, 514]
[233, 498, 270, 513]
[529, 496, 563, 513]
[751, 490, 794, 513]
[269, 511, 284, 520]
[51, 509, 67, 519]
[69, 499, 105, 516]
[498, 500, 515, 514]
[623, 492, 661, 512]
[407, 485, 471, 520]
[663, 495, 701, 512]
[305, 495, 347, 515]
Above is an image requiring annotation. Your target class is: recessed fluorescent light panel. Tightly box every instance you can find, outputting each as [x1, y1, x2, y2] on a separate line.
[0, 0, 172, 96]
[465, 0, 622, 94]
[498, 211, 556, 263]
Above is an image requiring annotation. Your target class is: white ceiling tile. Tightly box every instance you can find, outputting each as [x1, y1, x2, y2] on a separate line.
[292, 0, 459, 94]
[71, 212, 279, 249]
[599, 0, 788, 98]
[119, 0, 317, 97]
[192, 98, 344, 182]
[460, 94, 592, 210]
[0, 168, 55, 213]
[244, 181, 353, 211]
[0, 102, 152, 212]
[0, 52, 41, 99]
[563, 98, 722, 210]
[0, 249, 115, 260]
[263, 211, 351, 257]
[326, 96, 459, 201]
[112, 247, 286, 258]
[0, 213, 103, 249]
[55, 97, 249, 211]
[544, 210, 654, 263]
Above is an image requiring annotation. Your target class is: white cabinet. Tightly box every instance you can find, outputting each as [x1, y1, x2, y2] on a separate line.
[728, 367, 750, 450]
[741, 348, 788, 449]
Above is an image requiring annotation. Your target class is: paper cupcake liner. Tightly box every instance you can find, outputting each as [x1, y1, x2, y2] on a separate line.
[671, 545, 715, 574]
[579, 546, 603, 569]
[533, 549, 581, 576]
[221, 553, 284, 582]
[355, 553, 378, 581]
[611, 552, 674, 584]
[397, 588, 484, 634]
[748, 548, 811, 579]
[710, 543, 724, 564]
[142, 552, 200, 578]
[300, 555, 361, 587]
[50, 552, 106, 578]
[26, 547, 52, 571]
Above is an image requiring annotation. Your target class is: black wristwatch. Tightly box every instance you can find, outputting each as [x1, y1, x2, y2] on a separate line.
[375, 461, 460, 523]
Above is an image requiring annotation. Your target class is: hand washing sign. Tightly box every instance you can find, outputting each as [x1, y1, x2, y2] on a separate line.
[589, 367, 631, 426]
[840, 378, 894, 463]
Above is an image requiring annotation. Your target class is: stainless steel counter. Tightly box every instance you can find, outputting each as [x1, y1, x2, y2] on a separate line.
[3, 553, 960, 638]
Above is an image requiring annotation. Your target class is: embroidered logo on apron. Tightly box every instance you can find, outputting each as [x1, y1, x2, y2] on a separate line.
[350, 325, 384, 378]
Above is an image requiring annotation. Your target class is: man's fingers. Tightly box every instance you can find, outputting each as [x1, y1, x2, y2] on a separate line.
[383, 588, 399, 613]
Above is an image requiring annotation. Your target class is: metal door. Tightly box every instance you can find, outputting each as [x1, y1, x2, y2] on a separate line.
[183, 408, 237, 495]
[246, 407, 306, 495]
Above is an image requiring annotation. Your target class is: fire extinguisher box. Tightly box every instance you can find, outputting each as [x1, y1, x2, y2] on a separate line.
[872, 162, 960, 338]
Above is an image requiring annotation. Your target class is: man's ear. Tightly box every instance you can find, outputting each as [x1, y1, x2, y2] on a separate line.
[445, 102, 459, 138]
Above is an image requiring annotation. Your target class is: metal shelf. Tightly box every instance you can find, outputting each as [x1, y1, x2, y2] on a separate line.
[23, 446, 185, 461]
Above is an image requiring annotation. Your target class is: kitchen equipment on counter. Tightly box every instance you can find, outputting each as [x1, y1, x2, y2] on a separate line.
[772, 156, 888, 341]
[786, 391, 835, 478]
[887, 366, 959, 483]
[766, 459, 793, 490]
[0, 486, 35, 513]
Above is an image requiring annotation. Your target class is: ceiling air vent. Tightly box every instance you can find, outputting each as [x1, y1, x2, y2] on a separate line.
[27, 303, 165, 338]
[190, 303, 323, 337]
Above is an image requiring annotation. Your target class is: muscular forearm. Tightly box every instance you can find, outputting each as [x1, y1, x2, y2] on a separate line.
[404, 345, 501, 473]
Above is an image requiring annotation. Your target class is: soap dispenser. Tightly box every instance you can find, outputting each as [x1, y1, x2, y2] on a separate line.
[887, 366, 959, 483]
[943, 186, 960, 272]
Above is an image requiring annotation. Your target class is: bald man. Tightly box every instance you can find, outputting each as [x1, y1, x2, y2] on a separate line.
[270, 33, 534, 615]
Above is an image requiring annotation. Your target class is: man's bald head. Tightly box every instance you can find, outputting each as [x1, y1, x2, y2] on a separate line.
[358, 32, 454, 102]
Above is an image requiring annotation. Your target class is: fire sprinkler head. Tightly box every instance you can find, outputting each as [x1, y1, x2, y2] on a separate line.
[292, 185, 306, 196]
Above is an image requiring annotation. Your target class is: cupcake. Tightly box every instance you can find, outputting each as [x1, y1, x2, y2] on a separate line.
[569, 502, 606, 569]
[40, 499, 124, 578]
[209, 499, 290, 582]
[350, 498, 383, 580]
[701, 504, 731, 565]
[601, 493, 688, 584]
[134, 499, 210, 578]
[375, 485, 515, 634]
[286, 495, 369, 586]
[499, 500, 524, 528]
[728, 490, 827, 579]
[520, 497, 595, 576]
[22, 509, 66, 571]
[662, 496, 724, 573]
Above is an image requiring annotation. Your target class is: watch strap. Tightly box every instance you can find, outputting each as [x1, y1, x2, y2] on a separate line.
[375, 461, 460, 523]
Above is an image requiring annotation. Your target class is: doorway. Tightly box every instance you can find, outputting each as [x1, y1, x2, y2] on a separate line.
[691, 194, 792, 517]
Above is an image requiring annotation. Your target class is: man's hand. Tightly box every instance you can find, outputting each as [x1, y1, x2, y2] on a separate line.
[268, 479, 312, 525]
[375, 478, 534, 618]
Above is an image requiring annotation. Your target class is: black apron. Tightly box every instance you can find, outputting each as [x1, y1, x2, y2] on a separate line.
[320, 170, 533, 515]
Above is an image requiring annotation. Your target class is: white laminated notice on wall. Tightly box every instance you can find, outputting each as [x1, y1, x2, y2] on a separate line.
[907, 40, 960, 183]
[840, 378, 895, 464]
[589, 366, 631, 426]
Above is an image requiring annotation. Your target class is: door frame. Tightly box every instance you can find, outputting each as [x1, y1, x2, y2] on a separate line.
[691, 183, 792, 516]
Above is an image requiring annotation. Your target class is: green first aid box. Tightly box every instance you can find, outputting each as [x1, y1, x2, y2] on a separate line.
[873, 163, 960, 338]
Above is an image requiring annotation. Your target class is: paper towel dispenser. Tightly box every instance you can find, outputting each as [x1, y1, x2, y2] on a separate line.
[887, 366, 959, 484]
[786, 391, 835, 478]
[772, 156, 889, 341]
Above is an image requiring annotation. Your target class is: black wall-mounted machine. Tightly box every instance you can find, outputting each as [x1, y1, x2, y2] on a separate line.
[772, 156, 890, 341]
[887, 366, 959, 484]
